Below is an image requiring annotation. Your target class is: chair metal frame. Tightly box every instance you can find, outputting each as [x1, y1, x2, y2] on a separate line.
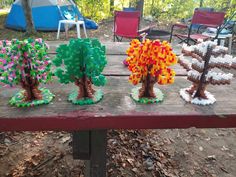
[170, 10, 226, 45]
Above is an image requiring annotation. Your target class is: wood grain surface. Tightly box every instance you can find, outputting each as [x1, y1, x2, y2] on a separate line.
[0, 42, 235, 131]
[0, 76, 236, 131]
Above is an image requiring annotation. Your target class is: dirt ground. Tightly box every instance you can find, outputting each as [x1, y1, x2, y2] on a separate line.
[1, 128, 236, 177]
[0, 14, 236, 177]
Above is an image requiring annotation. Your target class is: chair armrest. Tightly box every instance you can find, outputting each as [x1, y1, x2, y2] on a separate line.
[201, 24, 218, 28]
[169, 23, 188, 43]
[138, 24, 156, 33]
[172, 23, 188, 29]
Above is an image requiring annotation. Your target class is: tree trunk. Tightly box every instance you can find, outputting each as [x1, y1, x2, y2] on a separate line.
[22, 0, 36, 35]
[20, 57, 42, 102]
[21, 78, 42, 101]
[194, 46, 212, 99]
[75, 76, 95, 99]
[139, 73, 156, 98]
[199, 0, 204, 7]
[187, 83, 207, 99]
[136, 0, 144, 17]
[110, 0, 114, 14]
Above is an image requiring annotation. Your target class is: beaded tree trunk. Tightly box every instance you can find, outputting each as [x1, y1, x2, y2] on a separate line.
[53, 38, 107, 105]
[179, 41, 236, 105]
[126, 39, 177, 104]
[21, 76, 42, 101]
[75, 75, 95, 99]
[139, 69, 157, 98]
[0, 39, 53, 107]
[20, 56, 43, 101]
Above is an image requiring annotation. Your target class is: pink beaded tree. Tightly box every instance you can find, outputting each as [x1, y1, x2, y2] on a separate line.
[0, 38, 54, 107]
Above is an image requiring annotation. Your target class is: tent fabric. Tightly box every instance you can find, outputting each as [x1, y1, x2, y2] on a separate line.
[14, 0, 57, 7]
[5, 0, 98, 31]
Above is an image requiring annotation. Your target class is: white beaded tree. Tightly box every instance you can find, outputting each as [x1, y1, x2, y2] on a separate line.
[179, 41, 236, 105]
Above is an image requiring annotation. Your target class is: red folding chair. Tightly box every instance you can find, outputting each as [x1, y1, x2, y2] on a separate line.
[169, 10, 226, 45]
[113, 11, 144, 42]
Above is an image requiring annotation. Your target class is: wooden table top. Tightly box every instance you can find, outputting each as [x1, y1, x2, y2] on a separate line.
[0, 41, 235, 131]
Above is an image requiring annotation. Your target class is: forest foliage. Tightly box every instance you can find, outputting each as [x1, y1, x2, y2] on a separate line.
[1, 0, 235, 22]
[75, 0, 235, 22]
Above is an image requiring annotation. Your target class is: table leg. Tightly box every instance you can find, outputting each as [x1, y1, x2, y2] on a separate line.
[65, 23, 69, 39]
[72, 130, 107, 177]
[83, 22, 88, 38]
[228, 36, 232, 54]
[73, 131, 90, 159]
[57, 21, 61, 39]
[76, 23, 81, 38]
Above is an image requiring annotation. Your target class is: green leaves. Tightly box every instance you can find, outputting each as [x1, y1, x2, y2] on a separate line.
[92, 75, 107, 86]
[0, 38, 52, 86]
[53, 56, 63, 67]
[75, 0, 233, 23]
[54, 38, 107, 87]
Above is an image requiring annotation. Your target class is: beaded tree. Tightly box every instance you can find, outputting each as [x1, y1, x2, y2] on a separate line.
[126, 39, 177, 104]
[0, 38, 54, 107]
[179, 41, 236, 105]
[53, 38, 107, 105]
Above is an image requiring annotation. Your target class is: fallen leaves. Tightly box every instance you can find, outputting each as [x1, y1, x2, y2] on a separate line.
[107, 130, 179, 177]
[205, 155, 216, 161]
[0, 127, 235, 177]
[1, 132, 83, 177]
[11, 152, 45, 177]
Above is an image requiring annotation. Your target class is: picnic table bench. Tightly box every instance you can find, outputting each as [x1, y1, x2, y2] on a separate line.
[1, 41, 236, 177]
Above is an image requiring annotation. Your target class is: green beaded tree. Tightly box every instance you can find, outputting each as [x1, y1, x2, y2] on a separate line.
[0, 38, 54, 107]
[53, 38, 107, 105]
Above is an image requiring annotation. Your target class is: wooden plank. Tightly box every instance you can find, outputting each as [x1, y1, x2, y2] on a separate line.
[49, 54, 188, 76]
[0, 77, 236, 131]
[47, 41, 68, 54]
[47, 41, 129, 55]
[47, 41, 182, 55]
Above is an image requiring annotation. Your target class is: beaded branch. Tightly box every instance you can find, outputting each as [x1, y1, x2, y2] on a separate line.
[126, 39, 177, 104]
[53, 38, 107, 105]
[0, 38, 54, 107]
[179, 41, 236, 105]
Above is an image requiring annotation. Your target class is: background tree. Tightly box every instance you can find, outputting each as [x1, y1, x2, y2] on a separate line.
[70, 0, 235, 23]
[53, 38, 107, 105]
[21, 0, 36, 35]
[179, 41, 236, 105]
[126, 39, 177, 103]
[76, 0, 110, 21]
[0, 38, 53, 107]
[136, 0, 144, 17]
[110, 0, 114, 14]
[200, 0, 204, 7]
[0, 0, 14, 8]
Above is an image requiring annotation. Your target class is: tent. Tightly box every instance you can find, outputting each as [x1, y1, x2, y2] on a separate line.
[5, 0, 98, 31]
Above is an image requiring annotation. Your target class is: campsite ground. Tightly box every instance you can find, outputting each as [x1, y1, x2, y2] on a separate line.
[0, 12, 236, 177]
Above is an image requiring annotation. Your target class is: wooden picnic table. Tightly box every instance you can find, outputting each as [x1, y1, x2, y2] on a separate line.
[0, 41, 236, 177]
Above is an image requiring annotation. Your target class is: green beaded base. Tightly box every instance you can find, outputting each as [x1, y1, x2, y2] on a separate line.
[130, 87, 164, 104]
[68, 89, 103, 105]
[9, 88, 54, 107]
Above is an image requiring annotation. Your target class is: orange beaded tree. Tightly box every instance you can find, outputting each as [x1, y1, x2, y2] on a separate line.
[126, 39, 177, 103]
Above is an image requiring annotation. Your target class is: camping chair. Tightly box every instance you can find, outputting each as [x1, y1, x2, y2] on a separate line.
[169, 10, 225, 45]
[184, 7, 214, 31]
[113, 11, 149, 42]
